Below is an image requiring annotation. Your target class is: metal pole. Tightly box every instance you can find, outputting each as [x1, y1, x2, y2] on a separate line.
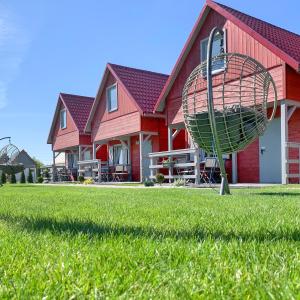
[206, 27, 230, 195]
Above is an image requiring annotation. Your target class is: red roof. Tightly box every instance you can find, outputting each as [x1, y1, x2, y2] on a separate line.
[155, 0, 300, 112]
[85, 63, 168, 132]
[60, 93, 94, 133]
[108, 63, 169, 113]
[212, 1, 300, 70]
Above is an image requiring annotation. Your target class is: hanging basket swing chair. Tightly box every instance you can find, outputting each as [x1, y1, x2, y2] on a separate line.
[183, 53, 277, 155]
[0, 142, 24, 179]
[182, 27, 277, 195]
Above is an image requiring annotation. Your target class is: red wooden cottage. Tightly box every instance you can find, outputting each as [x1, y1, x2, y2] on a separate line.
[84, 63, 169, 181]
[152, 0, 300, 184]
[47, 93, 94, 179]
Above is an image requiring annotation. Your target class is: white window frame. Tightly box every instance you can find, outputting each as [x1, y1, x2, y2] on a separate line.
[60, 109, 67, 129]
[107, 83, 118, 113]
[200, 29, 227, 75]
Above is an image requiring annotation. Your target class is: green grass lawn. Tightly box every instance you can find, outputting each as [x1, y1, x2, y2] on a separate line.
[0, 185, 299, 299]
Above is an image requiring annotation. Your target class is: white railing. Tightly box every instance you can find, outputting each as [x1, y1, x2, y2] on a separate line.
[286, 142, 300, 182]
[77, 159, 103, 183]
[148, 148, 200, 184]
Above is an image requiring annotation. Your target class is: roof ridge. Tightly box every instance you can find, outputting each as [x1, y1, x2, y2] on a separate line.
[213, 1, 300, 38]
[108, 63, 169, 77]
[60, 92, 94, 100]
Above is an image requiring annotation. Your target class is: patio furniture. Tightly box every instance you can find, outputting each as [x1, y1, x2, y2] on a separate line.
[199, 157, 221, 184]
[112, 165, 129, 182]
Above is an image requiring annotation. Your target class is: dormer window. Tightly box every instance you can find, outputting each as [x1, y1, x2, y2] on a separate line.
[200, 30, 226, 74]
[60, 109, 67, 129]
[107, 84, 118, 112]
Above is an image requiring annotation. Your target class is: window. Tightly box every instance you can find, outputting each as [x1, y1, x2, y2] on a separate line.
[200, 31, 226, 73]
[107, 84, 118, 112]
[109, 145, 128, 165]
[60, 109, 67, 129]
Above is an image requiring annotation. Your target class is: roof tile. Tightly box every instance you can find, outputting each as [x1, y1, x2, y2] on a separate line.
[60, 93, 94, 133]
[109, 64, 169, 113]
[216, 1, 300, 64]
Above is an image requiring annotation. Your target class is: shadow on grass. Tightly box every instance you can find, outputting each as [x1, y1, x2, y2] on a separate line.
[4, 185, 41, 188]
[256, 192, 300, 197]
[0, 214, 299, 242]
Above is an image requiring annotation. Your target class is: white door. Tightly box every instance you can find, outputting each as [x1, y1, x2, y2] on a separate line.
[142, 140, 152, 180]
[259, 118, 281, 183]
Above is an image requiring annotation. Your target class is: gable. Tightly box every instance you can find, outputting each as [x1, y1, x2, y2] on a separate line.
[48, 99, 78, 144]
[163, 8, 284, 125]
[90, 70, 139, 131]
[156, 0, 299, 113]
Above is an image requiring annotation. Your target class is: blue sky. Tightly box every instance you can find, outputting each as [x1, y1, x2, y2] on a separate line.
[0, 0, 299, 164]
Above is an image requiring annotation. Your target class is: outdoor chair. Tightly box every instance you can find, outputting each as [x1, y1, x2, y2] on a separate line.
[199, 157, 221, 184]
[112, 165, 128, 182]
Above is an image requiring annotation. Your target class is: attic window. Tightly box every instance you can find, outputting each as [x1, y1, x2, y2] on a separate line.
[107, 84, 118, 112]
[60, 109, 67, 129]
[200, 30, 226, 74]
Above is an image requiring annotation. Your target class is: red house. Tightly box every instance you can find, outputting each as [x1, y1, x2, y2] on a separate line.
[47, 93, 94, 179]
[84, 63, 169, 181]
[48, 1, 300, 184]
[153, 0, 300, 184]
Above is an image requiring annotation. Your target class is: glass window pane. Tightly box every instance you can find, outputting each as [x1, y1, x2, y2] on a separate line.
[108, 85, 117, 111]
[201, 34, 225, 72]
[60, 110, 66, 129]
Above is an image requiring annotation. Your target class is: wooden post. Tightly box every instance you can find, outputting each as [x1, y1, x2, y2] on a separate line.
[93, 143, 96, 160]
[168, 126, 173, 151]
[232, 152, 238, 184]
[127, 137, 132, 181]
[98, 160, 101, 183]
[150, 156, 154, 180]
[139, 132, 143, 182]
[194, 148, 200, 185]
[52, 151, 56, 182]
[78, 146, 82, 162]
[281, 102, 288, 184]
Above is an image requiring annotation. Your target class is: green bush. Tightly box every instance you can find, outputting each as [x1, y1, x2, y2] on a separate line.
[78, 176, 85, 183]
[37, 176, 44, 183]
[10, 174, 16, 184]
[43, 169, 50, 179]
[144, 180, 154, 187]
[155, 173, 165, 185]
[27, 170, 33, 183]
[1, 172, 6, 184]
[20, 171, 26, 184]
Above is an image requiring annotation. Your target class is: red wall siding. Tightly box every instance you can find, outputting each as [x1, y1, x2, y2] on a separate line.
[287, 109, 300, 183]
[130, 136, 140, 181]
[165, 10, 284, 126]
[96, 144, 108, 161]
[52, 101, 80, 151]
[93, 112, 141, 141]
[237, 139, 260, 183]
[79, 135, 92, 145]
[286, 65, 300, 101]
[91, 72, 139, 142]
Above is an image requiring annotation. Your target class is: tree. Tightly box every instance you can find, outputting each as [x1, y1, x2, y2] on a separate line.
[32, 157, 44, 169]
[1, 172, 6, 184]
[10, 174, 16, 184]
[20, 171, 26, 183]
[27, 170, 33, 183]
